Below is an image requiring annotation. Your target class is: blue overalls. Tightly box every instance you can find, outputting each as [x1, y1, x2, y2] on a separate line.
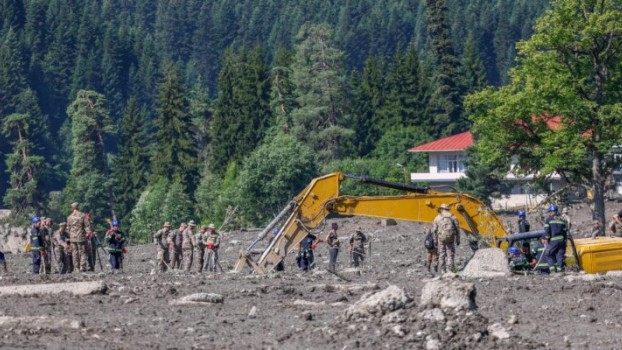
[30, 226, 44, 273]
[545, 215, 568, 272]
[106, 231, 126, 270]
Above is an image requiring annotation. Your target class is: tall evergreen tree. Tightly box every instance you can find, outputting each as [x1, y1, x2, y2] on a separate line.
[150, 63, 197, 189]
[425, 0, 464, 136]
[291, 23, 353, 161]
[0, 27, 27, 117]
[188, 81, 213, 163]
[112, 98, 151, 230]
[270, 48, 297, 130]
[63, 90, 116, 222]
[461, 35, 488, 94]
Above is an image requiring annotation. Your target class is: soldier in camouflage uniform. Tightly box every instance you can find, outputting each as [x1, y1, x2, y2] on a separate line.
[153, 222, 171, 272]
[182, 221, 196, 272]
[53, 222, 71, 274]
[432, 204, 460, 273]
[194, 225, 208, 273]
[67, 202, 91, 272]
[40, 217, 53, 273]
[167, 223, 185, 269]
[204, 224, 221, 272]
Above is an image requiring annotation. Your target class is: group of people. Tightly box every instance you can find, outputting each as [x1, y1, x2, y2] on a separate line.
[424, 204, 461, 274]
[29, 202, 126, 274]
[152, 221, 221, 273]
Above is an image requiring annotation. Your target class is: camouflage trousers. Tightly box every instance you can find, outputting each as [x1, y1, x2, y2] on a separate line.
[195, 247, 205, 272]
[182, 248, 193, 272]
[204, 249, 219, 272]
[54, 248, 70, 274]
[71, 242, 88, 272]
[156, 248, 169, 272]
[438, 242, 455, 273]
[426, 248, 439, 270]
[41, 248, 52, 274]
[169, 246, 181, 269]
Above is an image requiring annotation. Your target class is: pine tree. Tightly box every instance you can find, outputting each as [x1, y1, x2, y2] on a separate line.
[0, 27, 27, 117]
[291, 23, 353, 161]
[150, 63, 197, 189]
[112, 98, 151, 230]
[1, 113, 46, 218]
[64, 90, 116, 222]
[270, 48, 297, 130]
[461, 35, 488, 94]
[188, 81, 213, 163]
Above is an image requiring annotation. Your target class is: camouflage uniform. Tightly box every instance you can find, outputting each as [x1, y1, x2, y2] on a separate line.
[85, 232, 96, 271]
[194, 228, 208, 272]
[40, 220, 53, 273]
[153, 225, 171, 272]
[67, 206, 90, 272]
[608, 220, 622, 237]
[349, 228, 367, 268]
[181, 225, 195, 272]
[167, 226, 184, 270]
[432, 209, 460, 273]
[53, 226, 71, 274]
[204, 230, 221, 272]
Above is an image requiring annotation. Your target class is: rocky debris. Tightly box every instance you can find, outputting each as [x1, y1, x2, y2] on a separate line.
[0, 316, 84, 330]
[381, 219, 397, 226]
[0, 280, 107, 296]
[488, 323, 510, 340]
[419, 308, 445, 322]
[605, 270, 622, 278]
[343, 285, 413, 321]
[564, 273, 602, 282]
[293, 299, 326, 307]
[461, 248, 510, 278]
[420, 277, 477, 311]
[309, 282, 379, 294]
[170, 293, 224, 306]
[248, 306, 257, 319]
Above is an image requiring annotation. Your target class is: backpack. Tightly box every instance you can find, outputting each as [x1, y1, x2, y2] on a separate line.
[424, 232, 435, 250]
[438, 216, 457, 244]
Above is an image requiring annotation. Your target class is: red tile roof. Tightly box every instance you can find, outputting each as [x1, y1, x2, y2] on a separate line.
[408, 131, 473, 153]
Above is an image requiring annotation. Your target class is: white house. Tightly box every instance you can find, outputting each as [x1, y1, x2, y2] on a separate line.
[407, 131, 564, 210]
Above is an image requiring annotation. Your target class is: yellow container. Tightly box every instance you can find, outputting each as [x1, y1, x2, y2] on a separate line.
[572, 237, 622, 274]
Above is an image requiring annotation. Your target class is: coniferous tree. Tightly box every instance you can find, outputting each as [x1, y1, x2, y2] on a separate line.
[291, 23, 353, 161]
[270, 48, 297, 130]
[112, 98, 151, 230]
[188, 81, 213, 163]
[425, 0, 464, 136]
[0, 27, 27, 117]
[461, 36, 488, 94]
[1, 113, 46, 218]
[150, 63, 197, 189]
[63, 90, 116, 222]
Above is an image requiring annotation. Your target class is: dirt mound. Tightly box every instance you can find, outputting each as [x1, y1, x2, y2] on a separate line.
[462, 248, 510, 278]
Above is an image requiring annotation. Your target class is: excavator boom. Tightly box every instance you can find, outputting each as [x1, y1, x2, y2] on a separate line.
[233, 172, 507, 273]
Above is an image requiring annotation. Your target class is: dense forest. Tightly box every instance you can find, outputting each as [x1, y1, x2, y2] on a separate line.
[0, 0, 550, 240]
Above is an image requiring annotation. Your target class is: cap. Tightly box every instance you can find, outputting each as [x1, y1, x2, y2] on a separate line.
[188, 220, 196, 226]
[208, 223, 215, 229]
[439, 204, 450, 211]
[71, 202, 79, 209]
[356, 226, 363, 232]
[331, 223, 338, 230]
[59, 222, 67, 227]
[180, 222, 187, 227]
[163, 222, 171, 227]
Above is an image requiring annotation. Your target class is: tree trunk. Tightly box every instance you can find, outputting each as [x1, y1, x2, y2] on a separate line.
[592, 149, 606, 228]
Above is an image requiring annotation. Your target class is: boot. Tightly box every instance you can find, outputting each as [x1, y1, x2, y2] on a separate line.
[425, 261, 430, 272]
[434, 265, 438, 273]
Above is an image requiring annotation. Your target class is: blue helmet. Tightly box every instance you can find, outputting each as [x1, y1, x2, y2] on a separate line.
[32, 217, 40, 223]
[508, 246, 520, 255]
[111, 219, 120, 227]
[517, 210, 526, 218]
[548, 204, 558, 212]
[272, 227, 279, 234]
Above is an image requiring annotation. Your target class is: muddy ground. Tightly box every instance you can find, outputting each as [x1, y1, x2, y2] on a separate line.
[1, 204, 622, 349]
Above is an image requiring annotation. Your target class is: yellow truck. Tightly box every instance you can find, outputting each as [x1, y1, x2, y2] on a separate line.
[233, 172, 622, 274]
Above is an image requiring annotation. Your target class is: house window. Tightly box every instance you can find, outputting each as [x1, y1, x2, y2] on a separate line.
[439, 154, 465, 173]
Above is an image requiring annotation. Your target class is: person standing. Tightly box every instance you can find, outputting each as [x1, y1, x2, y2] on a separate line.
[67, 202, 90, 272]
[325, 223, 340, 272]
[153, 222, 171, 272]
[533, 234, 550, 273]
[40, 217, 53, 273]
[53, 223, 71, 274]
[105, 220, 126, 271]
[432, 204, 460, 273]
[167, 223, 185, 270]
[517, 210, 530, 233]
[591, 220, 603, 239]
[424, 227, 439, 273]
[84, 213, 96, 272]
[204, 224, 221, 272]
[194, 225, 208, 272]
[30, 217, 45, 274]
[298, 233, 319, 271]
[182, 221, 196, 272]
[544, 204, 568, 272]
[349, 227, 367, 268]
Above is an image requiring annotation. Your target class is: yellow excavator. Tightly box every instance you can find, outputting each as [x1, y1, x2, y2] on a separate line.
[233, 172, 622, 274]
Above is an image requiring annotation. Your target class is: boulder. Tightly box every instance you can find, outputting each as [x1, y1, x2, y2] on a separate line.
[461, 248, 510, 279]
[381, 219, 397, 226]
[0, 316, 84, 330]
[170, 293, 224, 306]
[488, 323, 510, 340]
[0, 280, 107, 296]
[420, 278, 477, 311]
[344, 285, 412, 321]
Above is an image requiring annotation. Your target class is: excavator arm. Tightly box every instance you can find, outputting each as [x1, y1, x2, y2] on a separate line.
[233, 172, 509, 273]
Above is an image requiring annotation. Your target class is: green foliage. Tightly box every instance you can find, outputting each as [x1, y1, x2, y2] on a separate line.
[467, 0, 622, 224]
[230, 133, 318, 226]
[455, 147, 506, 206]
[371, 127, 431, 173]
[63, 90, 116, 222]
[195, 161, 239, 227]
[130, 177, 168, 243]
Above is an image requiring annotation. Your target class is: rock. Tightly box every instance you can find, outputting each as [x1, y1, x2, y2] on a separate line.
[461, 248, 510, 278]
[124, 297, 138, 304]
[248, 306, 257, 319]
[425, 336, 441, 350]
[343, 285, 413, 321]
[564, 273, 602, 282]
[508, 314, 518, 325]
[392, 325, 406, 337]
[418, 308, 445, 322]
[0, 280, 107, 296]
[420, 278, 477, 311]
[605, 270, 622, 278]
[488, 323, 510, 340]
[293, 299, 326, 307]
[381, 219, 397, 226]
[170, 293, 224, 306]
[0, 316, 84, 330]
[302, 311, 313, 321]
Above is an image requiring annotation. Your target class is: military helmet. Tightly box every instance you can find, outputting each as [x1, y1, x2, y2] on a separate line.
[208, 223, 215, 229]
[438, 204, 450, 211]
[163, 222, 171, 227]
[59, 222, 67, 227]
[188, 220, 196, 226]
